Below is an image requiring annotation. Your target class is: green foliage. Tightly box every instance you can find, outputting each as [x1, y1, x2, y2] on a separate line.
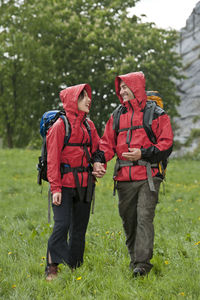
[184, 129, 200, 147]
[180, 139, 200, 161]
[0, 149, 200, 299]
[189, 143, 200, 160]
[193, 115, 200, 123]
[173, 140, 182, 151]
[0, 0, 60, 147]
[0, 0, 182, 147]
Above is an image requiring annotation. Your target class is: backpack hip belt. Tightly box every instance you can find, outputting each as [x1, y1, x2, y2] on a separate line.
[113, 158, 158, 195]
[60, 164, 93, 203]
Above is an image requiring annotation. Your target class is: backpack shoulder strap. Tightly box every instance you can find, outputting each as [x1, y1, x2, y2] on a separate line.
[143, 101, 165, 144]
[143, 101, 157, 144]
[83, 118, 92, 146]
[82, 119, 92, 163]
[59, 113, 71, 148]
[112, 105, 127, 133]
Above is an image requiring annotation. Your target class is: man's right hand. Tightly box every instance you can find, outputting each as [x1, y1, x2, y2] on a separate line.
[53, 192, 62, 206]
[92, 162, 106, 178]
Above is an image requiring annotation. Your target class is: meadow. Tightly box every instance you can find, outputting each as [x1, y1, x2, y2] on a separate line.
[0, 149, 200, 300]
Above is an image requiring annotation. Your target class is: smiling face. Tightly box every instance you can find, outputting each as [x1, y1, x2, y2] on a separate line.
[78, 89, 91, 113]
[119, 80, 135, 102]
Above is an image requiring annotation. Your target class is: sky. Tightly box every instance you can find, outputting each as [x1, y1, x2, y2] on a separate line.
[130, 0, 199, 30]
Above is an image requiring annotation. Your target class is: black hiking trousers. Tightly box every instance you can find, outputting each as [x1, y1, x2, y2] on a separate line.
[117, 177, 162, 273]
[47, 187, 91, 269]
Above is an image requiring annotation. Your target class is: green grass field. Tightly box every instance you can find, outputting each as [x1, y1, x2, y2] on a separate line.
[0, 149, 200, 300]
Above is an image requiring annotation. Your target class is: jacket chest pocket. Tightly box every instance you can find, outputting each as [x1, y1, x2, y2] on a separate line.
[130, 127, 146, 147]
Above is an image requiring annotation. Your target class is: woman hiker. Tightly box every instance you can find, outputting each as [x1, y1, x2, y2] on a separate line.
[45, 83, 101, 281]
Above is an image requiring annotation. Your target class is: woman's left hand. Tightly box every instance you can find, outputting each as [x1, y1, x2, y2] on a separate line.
[92, 162, 106, 178]
[53, 192, 62, 206]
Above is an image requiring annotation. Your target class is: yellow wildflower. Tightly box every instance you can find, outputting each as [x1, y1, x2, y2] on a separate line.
[179, 292, 185, 296]
[176, 199, 182, 202]
[76, 276, 82, 280]
[194, 241, 200, 245]
[164, 260, 169, 265]
[12, 285, 16, 289]
[8, 252, 12, 255]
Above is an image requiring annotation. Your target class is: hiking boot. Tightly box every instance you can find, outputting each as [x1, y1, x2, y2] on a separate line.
[133, 267, 147, 277]
[45, 264, 58, 281]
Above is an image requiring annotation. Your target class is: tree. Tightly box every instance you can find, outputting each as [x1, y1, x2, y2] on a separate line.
[50, 0, 182, 134]
[0, 0, 61, 147]
[0, 0, 182, 147]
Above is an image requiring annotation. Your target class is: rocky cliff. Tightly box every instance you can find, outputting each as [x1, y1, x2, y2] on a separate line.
[174, 1, 200, 155]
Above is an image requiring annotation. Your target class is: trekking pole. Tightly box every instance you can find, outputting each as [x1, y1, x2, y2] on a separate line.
[48, 184, 52, 223]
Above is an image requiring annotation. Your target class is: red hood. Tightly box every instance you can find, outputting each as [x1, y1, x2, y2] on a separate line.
[115, 72, 147, 109]
[59, 83, 92, 115]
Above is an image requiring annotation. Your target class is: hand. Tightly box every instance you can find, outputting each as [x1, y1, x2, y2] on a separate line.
[52, 192, 62, 206]
[92, 162, 106, 178]
[122, 148, 141, 161]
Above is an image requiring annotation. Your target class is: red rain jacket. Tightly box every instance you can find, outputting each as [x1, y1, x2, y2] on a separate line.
[47, 84, 100, 194]
[99, 72, 173, 182]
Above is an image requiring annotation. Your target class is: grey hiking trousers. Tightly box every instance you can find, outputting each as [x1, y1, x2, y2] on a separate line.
[117, 177, 162, 272]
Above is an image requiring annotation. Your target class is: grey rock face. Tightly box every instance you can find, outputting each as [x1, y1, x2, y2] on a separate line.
[174, 1, 200, 154]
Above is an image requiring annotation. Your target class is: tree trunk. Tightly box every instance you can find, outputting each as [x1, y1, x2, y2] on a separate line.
[6, 122, 13, 148]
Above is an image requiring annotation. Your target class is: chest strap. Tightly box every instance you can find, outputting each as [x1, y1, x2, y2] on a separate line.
[67, 143, 91, 163]
[113, 158, 158, 195]
[118, 125, 144, 133]
[118, 125, 144, 147]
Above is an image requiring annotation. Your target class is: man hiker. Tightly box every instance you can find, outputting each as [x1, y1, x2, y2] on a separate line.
[93, 72, 173, 277]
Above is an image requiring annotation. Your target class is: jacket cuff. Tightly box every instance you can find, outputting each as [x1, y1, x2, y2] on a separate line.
[141, 148, 148, 159]
[51, 187, 62, 194]
[92, 149, 106, 163]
